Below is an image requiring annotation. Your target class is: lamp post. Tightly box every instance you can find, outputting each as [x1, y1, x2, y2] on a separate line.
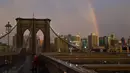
[5, 22, 12, 52]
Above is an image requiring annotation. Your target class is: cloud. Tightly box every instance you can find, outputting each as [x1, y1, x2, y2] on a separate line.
[93, 0, 130, 38]
[0, 0, 130, 39]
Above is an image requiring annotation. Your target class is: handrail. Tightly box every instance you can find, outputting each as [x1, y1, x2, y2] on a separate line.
[42, 55, 97, 73]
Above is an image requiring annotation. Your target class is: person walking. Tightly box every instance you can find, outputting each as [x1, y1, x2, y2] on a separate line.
[32, 54, 38, 73]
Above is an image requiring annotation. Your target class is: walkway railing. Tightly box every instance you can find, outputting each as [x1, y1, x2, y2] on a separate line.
[39, 54, 97, 73]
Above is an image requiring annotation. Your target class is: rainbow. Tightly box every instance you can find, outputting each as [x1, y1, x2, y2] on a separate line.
[88, 0, 99, 36]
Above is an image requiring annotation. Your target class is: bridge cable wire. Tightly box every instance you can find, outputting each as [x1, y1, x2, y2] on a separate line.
[50, 25, 97, 73]
[49, 25, 81, 51]
[0, 19, 30, 53]
[0, 24, 17, 39]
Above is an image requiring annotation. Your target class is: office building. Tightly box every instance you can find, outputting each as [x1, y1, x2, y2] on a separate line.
[121, 37, 128, 53]
[108, 34, 117, 48]
[54, 35, 68, 52]
[67, 34, 81, 50]
[127, 37, 130, 52]
[88, 33, 99, 49]
[99, 37, 105, 46]
[81, 38, 88, 51]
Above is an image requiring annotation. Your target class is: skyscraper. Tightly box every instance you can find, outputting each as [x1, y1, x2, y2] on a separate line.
[104, 36, 109, 49]
[108, 34, 116, 48]
[99, 37, 104, 46]
[54, 35, 68, 52]
[121, 37, 127, 52]
[128, 36, 130, 50]
[67, 34, 81, 50]
[88, 33, 98, 49]
[121, 37, 126, 47]
[81, 38, 88, 51]
[75, 34, 81, 49]
[107, 34, 121, 53]
[110, 33, 116, 40]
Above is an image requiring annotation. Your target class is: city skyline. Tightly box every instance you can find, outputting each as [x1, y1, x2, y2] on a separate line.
[0, 0, 130, 38]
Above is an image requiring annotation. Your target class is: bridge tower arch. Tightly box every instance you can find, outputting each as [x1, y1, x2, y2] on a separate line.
[16, 18, 51, 54]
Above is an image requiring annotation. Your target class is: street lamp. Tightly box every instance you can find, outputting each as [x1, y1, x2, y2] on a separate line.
[5, 22, 12, 52]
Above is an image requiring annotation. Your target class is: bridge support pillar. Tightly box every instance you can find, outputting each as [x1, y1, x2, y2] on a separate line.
[43, 20, 50, 52]
[16, 18, 51, 53]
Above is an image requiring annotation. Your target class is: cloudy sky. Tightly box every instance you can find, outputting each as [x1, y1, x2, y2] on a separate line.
[0, 0, 130, 39]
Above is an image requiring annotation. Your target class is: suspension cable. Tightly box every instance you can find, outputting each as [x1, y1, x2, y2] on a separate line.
[49, 25, 80, 50]
[0, 24, 17, 39]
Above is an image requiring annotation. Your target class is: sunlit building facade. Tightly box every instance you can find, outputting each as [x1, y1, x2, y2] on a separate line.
[108, 34, 116, 48]
[54, 35, 69, 52]
[88, 33, 99, 49]
[74, 34, 81, 49]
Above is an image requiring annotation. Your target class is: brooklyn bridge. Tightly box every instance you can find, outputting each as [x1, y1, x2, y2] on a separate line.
[0, 17, 130, 73]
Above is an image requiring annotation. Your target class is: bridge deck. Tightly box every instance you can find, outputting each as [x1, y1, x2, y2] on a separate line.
[41, 52, 130, 72]
[81, 64, 130, 71]
[2, 56, 32, 73]
[1, 52, 130, 73]
[40, 53, 97, 73]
